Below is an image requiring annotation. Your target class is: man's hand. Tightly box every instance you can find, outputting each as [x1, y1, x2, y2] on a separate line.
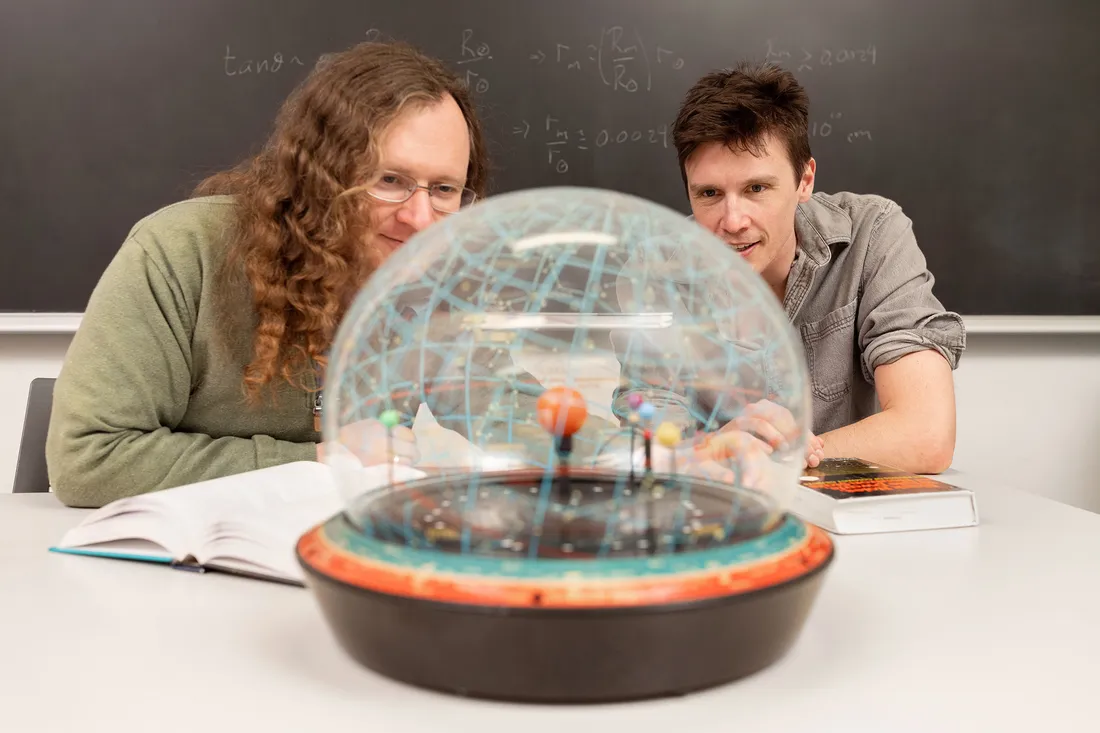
[725, 398, 823, 468]
[643, 427, 769, 486]
[805, 432, 825, 468]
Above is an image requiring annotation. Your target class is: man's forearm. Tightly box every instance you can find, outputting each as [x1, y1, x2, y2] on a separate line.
[820, 408, 954, 474]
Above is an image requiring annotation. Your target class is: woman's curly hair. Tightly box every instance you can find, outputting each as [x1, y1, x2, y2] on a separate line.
[194, 41, 488, 400]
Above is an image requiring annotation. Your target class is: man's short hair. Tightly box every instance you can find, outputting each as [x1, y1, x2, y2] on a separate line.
[672, 61, 812, 184]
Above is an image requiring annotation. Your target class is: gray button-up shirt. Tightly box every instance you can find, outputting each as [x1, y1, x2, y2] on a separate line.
[788, 192, 966, 434]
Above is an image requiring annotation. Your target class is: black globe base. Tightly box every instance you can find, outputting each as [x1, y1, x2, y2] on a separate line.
[300, 545, 830, 703]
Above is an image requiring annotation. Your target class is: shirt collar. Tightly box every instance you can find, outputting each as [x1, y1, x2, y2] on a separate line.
[784, 195, 853, 319]
[794, 194, 853, 266]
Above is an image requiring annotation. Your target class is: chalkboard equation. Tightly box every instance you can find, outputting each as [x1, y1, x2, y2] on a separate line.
[764, 39, 878, 72]
[6, 0, 1096, 316]
[458, 28, 493, 92]
[220, 25, 692, 94]
[512, 115, 672, 174]
[223, 47, 306, 76]
[528, 25, 687, 93]
[514, 112, 873, 174]
[457, 25, 690, 96]
[220, 27, 876, 177]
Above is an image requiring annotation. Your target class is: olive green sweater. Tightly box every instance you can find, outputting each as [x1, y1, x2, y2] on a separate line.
[46, 196, 318, 508]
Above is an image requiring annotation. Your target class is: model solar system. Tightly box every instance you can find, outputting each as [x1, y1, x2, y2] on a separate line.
[296, 187, 834, 703]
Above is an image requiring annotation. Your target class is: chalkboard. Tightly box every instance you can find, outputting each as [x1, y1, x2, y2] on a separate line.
[2, 0, 1098, 316]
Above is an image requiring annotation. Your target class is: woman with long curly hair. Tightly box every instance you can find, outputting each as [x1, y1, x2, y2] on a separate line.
[46, 41, 488, 507]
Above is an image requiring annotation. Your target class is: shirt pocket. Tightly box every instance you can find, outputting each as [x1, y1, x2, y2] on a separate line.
[799, 299, 857, 402]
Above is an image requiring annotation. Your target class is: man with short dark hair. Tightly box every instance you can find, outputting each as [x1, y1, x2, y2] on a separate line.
[673, 62, 965, 474]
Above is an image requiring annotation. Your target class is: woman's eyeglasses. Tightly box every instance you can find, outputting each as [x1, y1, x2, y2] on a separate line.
[365, 171, 477, 214]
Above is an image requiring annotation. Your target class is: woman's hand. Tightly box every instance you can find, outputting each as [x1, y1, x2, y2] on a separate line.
[317, 418, 418, 467]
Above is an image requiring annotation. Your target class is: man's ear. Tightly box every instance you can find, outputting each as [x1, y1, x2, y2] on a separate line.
[798, 158, 816, 202]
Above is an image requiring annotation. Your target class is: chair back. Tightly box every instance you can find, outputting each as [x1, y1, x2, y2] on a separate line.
[13, 377, 56, 493]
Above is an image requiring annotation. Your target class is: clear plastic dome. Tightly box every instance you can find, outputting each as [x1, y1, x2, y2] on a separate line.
[322, 186, 811, 562]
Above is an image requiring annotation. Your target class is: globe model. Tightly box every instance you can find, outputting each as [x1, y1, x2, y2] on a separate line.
[297, 186, 834, 703]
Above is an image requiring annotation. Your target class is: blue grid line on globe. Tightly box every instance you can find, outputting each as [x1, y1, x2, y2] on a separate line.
[693, 330, 749, 431]
[613, 246, 710, 428]
[525, 462, 560, 558]
[402, 500, 417, 548]
[524, 246, 576, 319]
[459, 470, 488, 554]
[393, 250, 509, 426]
[456, 235, 565, 447]
[466, 249, 545, 299]
[670, 471, 694, 552]
[671, 232, 704, 418]
[466, 228, 511, 312]
[403, 249, 541, 431]
[342, 243, 472, 333]
[375, 241, 495, 327]
[619, 210, 657, 260]
[352, 202, 792, 448]
[459, 326, 478, 439]
[654, 270, 702, 408]
[721, 461, 747, 540]
[596, 465, 635, 558]
[342, 343, 513, 427]
[568, 234, 610, 357]
[418, 247, 501, 314]
[522, 193, 603, 562]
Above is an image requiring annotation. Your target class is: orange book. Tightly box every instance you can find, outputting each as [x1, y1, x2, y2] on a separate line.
[792, 458, 979, 534]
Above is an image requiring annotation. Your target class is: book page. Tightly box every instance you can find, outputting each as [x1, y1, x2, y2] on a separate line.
[56, 440, 437, 583]
[197, 461, 427, 582]
[55, 461, 340, 576]
[55, 505, 194, 559]
[196, 491, 343, 582]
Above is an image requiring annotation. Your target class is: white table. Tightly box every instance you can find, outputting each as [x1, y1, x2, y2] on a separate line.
[2, 471, 1099, 732]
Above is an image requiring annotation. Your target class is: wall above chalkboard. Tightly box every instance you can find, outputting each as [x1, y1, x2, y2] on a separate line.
[1, 0, 1097, 317]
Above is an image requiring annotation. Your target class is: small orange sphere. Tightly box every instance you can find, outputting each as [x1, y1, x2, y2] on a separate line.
[536, 386, 588, 437]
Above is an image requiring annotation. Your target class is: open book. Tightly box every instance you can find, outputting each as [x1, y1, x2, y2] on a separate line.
[791, 458, 979, 534]
[49, 403, 503, 585]
[50, 461, 423, 586]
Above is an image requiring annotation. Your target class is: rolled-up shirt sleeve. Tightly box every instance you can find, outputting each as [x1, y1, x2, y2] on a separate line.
[856, 202, 966, 384]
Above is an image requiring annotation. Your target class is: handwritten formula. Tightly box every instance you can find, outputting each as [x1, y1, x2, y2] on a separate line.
[765, 39, 877, 73]
[220, 27, 876, 174]
[812, 112, 874, 144]
[458, 28, 493, 92]
[222, 46, 306, 76]
[512, 115, 671, 173]
[529, 25, 687, 93]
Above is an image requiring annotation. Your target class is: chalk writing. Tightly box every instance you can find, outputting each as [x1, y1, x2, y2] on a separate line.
[465, 69, 490, 93]
[459, 28, 493, 64]
[513, 115, 671, 173]
[765, 39, 877, 72]
[459, 29, 492, 92]
[809, 112, 873, 143]
[529, 25, 686, 93]
[656, 46, 685, 70]
[223, 46, 305, 76]
[544, 116, 571, 172]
